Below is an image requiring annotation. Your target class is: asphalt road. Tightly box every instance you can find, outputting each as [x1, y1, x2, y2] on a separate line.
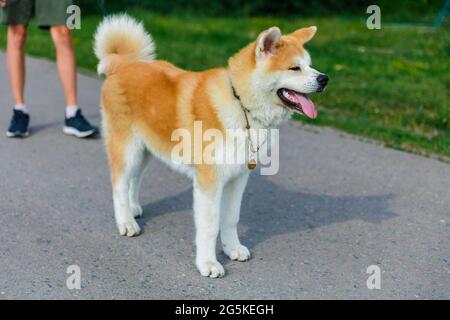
[0, 53, 449, 299]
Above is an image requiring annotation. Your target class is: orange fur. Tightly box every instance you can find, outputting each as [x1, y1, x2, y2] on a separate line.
[101, 26, 316, 190]
[102, 61, 229, 190]
[268, 36, 306, 71]
[95, 15, 326, 276]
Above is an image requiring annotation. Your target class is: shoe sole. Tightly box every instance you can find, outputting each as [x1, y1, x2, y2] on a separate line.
[6, 131, 29, 138]
[63, 126, 96, 138]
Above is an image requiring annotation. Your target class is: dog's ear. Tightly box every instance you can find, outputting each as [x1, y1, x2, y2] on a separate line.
[291, 26, 317, 44]
[255, 27, 281, 58]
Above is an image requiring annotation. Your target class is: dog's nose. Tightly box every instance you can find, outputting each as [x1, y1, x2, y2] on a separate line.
[317, 74, 329, 88]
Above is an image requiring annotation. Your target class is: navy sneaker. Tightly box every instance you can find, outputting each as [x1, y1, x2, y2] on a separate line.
[63, 109, 98, 138]
[6, 109, 30, 138]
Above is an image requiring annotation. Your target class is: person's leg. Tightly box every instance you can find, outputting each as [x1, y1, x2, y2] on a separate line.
[2, 0, 33, 111]
[50, 25, 97, 138]
[50, 25, 77, 108]
[37, 0, 96, 138]
[2, 0, 33, 137]
[6, 24, 27, 108]
[5, 24, 30, 138]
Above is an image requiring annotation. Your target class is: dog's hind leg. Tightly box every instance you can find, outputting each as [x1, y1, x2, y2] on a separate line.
[129, 148, 151, 218]
[220, 172, 251, 261]
[107, 132, 147, 237]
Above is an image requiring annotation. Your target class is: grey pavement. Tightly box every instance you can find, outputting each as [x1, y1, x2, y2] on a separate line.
[0, 53, 449, 299]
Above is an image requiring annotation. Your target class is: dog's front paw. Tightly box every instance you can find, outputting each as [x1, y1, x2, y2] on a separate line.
[223, 244, 251, 261]
[130, 204, 143, 218]
[117, 219, 141, 237]
[196, 260, 225, 278]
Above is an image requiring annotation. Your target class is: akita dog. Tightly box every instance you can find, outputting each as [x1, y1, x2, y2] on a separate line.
[94, 14, 328, 278]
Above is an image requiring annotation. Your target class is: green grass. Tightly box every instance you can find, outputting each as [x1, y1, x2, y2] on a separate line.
[1, 12, 449, 157]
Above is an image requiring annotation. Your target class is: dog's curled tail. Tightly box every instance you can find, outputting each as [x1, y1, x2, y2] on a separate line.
[94, 14, 155, 76]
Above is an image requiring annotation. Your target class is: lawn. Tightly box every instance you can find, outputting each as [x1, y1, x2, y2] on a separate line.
[1, 11, 449, 157]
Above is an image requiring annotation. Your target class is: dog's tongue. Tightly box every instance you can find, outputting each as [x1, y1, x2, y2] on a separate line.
[289, 91, 317, 119]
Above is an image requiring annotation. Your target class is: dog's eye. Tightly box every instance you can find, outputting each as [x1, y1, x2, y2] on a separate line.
[289, 66, 301, 71]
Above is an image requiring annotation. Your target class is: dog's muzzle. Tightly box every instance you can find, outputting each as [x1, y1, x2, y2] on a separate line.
[316, 74, 329, 92]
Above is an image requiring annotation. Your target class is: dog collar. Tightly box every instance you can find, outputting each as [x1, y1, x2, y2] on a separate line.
[231, 85, 251, 130]
[230, 83, 264, 170]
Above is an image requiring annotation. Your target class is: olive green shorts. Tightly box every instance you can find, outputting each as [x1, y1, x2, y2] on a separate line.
[1, 0, 73, 29]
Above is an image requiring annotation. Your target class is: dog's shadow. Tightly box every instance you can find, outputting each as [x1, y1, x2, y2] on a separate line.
[141, 175, 397, 248]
